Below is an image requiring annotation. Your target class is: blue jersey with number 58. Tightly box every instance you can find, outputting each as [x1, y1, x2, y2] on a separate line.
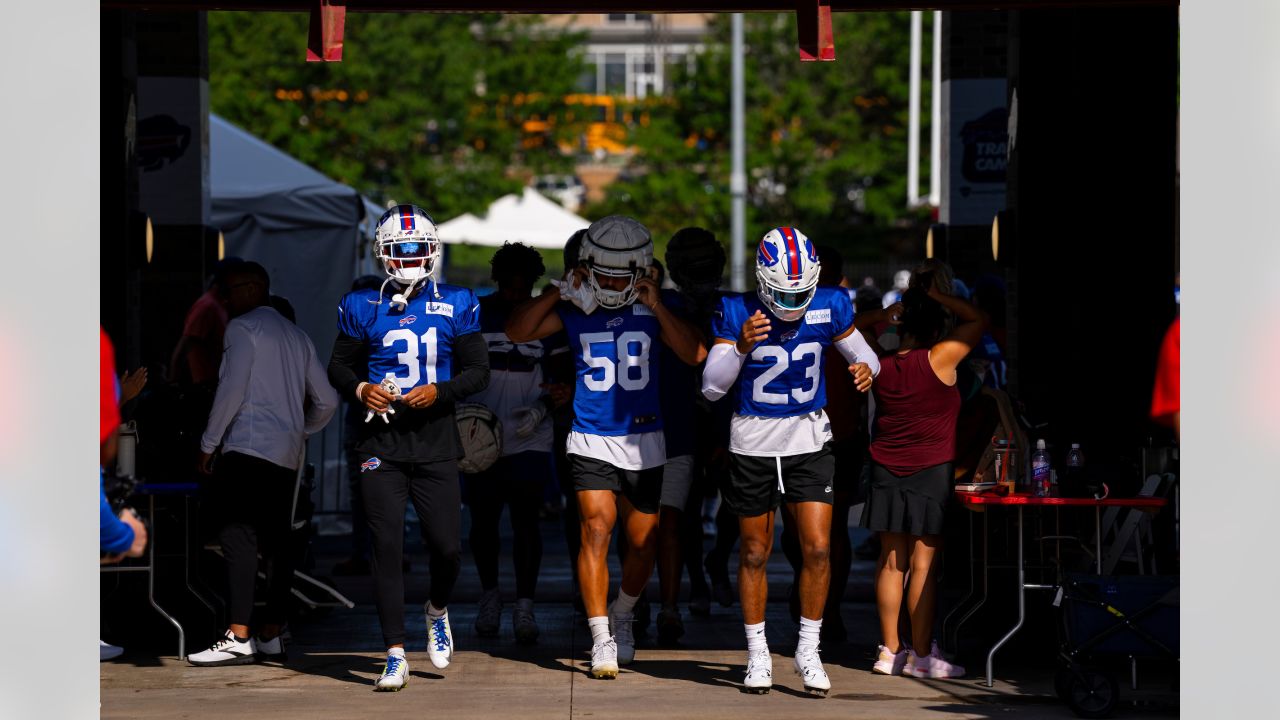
[557, 302, 662, 436]
[711, 288, 854, 419]
[337, 283, 481, 391]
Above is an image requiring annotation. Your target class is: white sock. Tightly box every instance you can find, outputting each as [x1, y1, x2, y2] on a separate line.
[588, 616, 611, 646]
[612, 589, 640, 616]
[798, 616, 822, 655]
[388, 647, 406, 658]
[426, 602, 446, 619]
[516, 598, 534, 612]
[745, 622, 768, 655]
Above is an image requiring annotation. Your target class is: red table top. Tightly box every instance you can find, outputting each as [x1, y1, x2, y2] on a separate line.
[955, 489, 1168, 508]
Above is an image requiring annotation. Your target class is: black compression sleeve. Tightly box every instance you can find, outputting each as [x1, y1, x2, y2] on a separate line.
[327, 332, 367, 400]
[434, 332, 490, 404]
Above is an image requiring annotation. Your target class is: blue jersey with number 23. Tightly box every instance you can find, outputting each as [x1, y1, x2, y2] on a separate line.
[711, 287, 854, 419]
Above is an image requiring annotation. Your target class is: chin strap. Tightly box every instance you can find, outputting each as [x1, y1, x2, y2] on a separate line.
[376, 273, 441, 310]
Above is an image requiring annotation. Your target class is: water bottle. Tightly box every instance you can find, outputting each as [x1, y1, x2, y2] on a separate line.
[1066, 443, 1084, 472]
[1031, 439, 1051, 497]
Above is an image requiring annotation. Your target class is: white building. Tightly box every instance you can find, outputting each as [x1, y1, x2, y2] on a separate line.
[542, 13, 712, 99]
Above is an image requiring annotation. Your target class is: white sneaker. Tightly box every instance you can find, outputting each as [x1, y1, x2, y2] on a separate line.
[100, 640, 123, 662]
[872, 644, 909, 675]
[743, 648, 773, 693]
[794, 646, 831, 695]
[188, 631, 256, 667]
[609, 607, 636, 666]
[513, 601, 539, 645]
[256, 633, 287, 662]
[426, 607, 454, 669]
[590, 637, 619, 679]
[903, 641, 966, 679]
[375, 653, 409, 691]
[475, 588, 502, 637]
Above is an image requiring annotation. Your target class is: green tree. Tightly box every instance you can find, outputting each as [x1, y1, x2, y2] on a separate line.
[208, 12, 587, 221]
[587, 12, 931, 262]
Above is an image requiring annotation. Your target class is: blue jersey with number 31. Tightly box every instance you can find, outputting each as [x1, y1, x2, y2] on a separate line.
[711, 288, 854, 419]
[337, 283, 481, 391]
[557, 302, 662, 436]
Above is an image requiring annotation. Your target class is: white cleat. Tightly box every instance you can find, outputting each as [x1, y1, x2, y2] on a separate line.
[590, 637, 619, 679]
[743, 649, 773, 694]
[426, 607, 454, 670]
[609, 608, 636, 666]
[375, 653, 408, 691]
[794, 647, 831, 696]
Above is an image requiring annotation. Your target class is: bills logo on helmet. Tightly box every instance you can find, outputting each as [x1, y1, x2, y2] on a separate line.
[398, 314, 418, 327]
[757, 238, 781, 268]
[361, 457, 381, 472]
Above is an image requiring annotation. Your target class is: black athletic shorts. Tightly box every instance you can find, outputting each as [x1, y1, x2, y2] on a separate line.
[570, 454, 663, 515]
[725, 443, 835, 517]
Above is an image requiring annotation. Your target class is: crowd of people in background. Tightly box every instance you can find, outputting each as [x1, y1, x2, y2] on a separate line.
[106, 199, 1176, 696]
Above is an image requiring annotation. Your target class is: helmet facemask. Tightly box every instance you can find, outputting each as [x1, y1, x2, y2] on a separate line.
[756, 267, 820, 322]
[586, 262, 643, 309]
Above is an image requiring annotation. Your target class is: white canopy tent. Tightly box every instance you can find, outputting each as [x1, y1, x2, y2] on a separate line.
[437, 187, 590, 249]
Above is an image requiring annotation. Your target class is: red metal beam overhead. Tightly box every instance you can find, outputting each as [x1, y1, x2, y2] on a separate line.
[796, 0, 835, 62]
[306, 0, 345, 62]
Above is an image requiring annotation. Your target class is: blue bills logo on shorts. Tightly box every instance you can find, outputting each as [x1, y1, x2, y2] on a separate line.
[360, 457, 381, 472]
[398, 314, 418, 327]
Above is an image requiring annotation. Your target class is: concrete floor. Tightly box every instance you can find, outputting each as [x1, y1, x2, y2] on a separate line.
[100, 508, 1178, 719]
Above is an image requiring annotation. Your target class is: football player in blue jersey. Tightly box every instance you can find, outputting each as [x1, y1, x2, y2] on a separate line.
[507, 216, 706, 679]
[702, 227, 880, 695]
[327, 204, 490, 691]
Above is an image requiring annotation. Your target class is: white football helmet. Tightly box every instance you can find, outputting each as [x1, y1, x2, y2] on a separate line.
[373, 204, 441, 308]
[375, 204, 440, 283]
[755, 226, 821, 321]
[579, 216, 653, 309]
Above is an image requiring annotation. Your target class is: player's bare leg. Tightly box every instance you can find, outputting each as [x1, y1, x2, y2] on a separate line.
[738, 511, 775, 693]
[789, 501, 834, 695]
[737, 512, 774, 625]
[612, 495, 659, 664]
[577, 489, 619, 678]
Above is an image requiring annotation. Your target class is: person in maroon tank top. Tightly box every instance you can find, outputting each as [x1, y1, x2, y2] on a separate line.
[861, 273, 987, 680]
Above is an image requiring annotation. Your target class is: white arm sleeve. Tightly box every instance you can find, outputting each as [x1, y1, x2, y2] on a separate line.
[834, 328, 881, 377]
[701, 342, 747, 401]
